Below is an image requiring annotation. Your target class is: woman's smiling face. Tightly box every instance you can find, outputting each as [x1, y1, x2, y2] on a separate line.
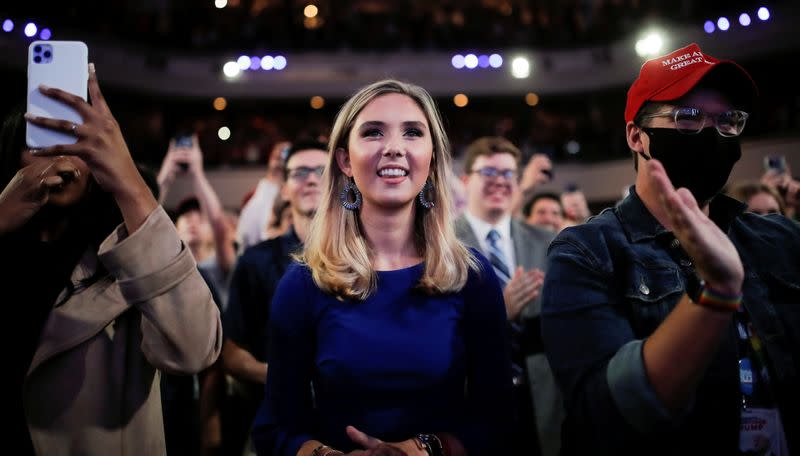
[337, 93, 433, 211]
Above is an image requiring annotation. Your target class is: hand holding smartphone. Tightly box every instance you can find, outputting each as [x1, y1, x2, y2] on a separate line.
[764, 155, 787, 175]
[174, 135, 194, 148]
[173, 133, 195, 171]
[26, 40, 88, 148]
[25, 59, 161, 229]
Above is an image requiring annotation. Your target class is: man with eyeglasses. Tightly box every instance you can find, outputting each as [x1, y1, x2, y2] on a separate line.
[222, 140, 328, 456]
[455, 136, 561, 456]
[542, 43, 800, 456]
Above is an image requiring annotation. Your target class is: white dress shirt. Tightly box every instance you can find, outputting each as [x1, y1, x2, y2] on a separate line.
[464, 211, 517, 272]
[236, 178, 279, 252]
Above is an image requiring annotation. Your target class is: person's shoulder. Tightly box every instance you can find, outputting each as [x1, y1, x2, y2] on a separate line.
[278, 261, 312, 286]
[548, 207, 623, 264]
[465, 247, 494, 281]
[512, 218, 556, 243]
[466, 246, 489, 265]
[737, 211, 799, 229]
[239, 235, 293, 264]
[270, 263, 318, 324]
[453, 214, 471, 234]
[272, 263, 315, 306]
[584, 206, 622, 229]
[733, 213, 800, 282]
[555, 207, 620, 244]
[734, 212, 800, 246]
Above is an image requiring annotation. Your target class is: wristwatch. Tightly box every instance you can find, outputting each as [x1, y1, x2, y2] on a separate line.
[685, 272, 705, 303]
[685, 272, 742, 312]
[415, 434, 443, 456]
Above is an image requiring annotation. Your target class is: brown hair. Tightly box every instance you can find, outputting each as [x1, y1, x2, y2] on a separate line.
[462, 136, 521, 175]
[630, 101, 672, 171]
[726, 181, 785, 215]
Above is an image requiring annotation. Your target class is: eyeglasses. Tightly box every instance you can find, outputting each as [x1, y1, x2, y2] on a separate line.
[638, 107, 749, 137]
[287, 166, 325, 181]
[471, 167, 517, 181]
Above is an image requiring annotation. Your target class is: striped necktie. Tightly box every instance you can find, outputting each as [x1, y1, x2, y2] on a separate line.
[486, 229, 511, 284]
[488, 229, 526, 385]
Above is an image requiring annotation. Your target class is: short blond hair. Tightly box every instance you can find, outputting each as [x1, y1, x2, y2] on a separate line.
[301, 79, 477, 300]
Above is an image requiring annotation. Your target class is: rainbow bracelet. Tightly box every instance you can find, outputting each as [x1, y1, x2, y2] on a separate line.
[695, 286, 742, 312]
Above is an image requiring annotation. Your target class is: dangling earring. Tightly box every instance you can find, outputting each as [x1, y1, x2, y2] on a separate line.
[418, 180, 435, 209]
[341, 178, 362, 210]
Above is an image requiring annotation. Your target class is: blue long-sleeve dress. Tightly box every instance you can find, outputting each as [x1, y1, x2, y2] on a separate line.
[252, 250, 514, 456]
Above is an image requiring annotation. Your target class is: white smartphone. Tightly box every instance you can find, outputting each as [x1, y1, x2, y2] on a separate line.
[26, 40, 88, 148]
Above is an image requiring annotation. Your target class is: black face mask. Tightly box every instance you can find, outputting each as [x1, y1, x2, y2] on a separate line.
[640, 127, 741, 204]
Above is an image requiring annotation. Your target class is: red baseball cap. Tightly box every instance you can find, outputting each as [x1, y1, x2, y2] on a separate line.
[624, 43, 758, 123]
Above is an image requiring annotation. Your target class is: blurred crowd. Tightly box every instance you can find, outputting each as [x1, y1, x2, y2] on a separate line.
[3, 0, 777, 52]
[103, 71, 800, 173]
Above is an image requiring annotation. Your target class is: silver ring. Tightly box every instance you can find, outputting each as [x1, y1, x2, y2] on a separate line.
[71, 123, 78, 134]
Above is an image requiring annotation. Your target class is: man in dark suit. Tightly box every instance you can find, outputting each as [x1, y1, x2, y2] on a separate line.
[455, 136, 563, 456]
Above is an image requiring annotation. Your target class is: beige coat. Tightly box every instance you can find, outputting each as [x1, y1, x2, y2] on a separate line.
[23, 207, 223, 456]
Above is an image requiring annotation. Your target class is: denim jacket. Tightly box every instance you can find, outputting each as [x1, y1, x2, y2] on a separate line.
[541, 187, 800, 456]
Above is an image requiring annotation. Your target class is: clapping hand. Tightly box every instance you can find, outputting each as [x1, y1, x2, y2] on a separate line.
[648, 159, 743, 295]
[344, 426, 423, 456]
[503, 267, 545, 320]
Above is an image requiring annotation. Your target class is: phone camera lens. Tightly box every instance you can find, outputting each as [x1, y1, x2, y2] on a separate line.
[33, 55, 42, 63]
[34, 45, 42, 53]
[43, 50, 52, 58]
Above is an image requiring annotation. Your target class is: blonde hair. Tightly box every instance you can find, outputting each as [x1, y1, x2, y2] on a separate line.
[301, 79, 477, 300]
[726, 180, 786, 215]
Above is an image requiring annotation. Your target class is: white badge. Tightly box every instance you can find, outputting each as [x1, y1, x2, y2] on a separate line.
[739, 407, 789, 456]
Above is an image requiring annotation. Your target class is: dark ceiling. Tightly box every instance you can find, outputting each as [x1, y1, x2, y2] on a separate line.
[2, 0, 785, 53]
